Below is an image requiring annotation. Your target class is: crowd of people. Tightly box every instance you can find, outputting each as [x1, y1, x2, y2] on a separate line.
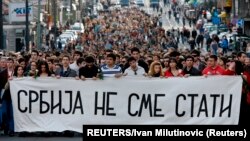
[0, 6, 250, 137]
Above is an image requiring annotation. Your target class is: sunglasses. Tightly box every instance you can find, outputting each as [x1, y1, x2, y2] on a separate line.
[134, 70, 137, 75]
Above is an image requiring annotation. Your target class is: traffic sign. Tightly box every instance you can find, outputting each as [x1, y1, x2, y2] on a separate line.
[238, 19, 244, 26]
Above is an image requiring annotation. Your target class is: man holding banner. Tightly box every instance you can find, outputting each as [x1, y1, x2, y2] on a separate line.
[101, 54, 123, 78]
[55, 55, 77, 78]
[54, 54, 78, 137]
[202, 55, 235, 76]
[124, 57, 146, 77]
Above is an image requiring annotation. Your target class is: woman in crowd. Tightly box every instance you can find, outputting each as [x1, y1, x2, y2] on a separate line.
[25, 61, 38, 77]
[37, 61, 52, 77]
[162, 57, 170, 73]
[13, 65, 25, 78]
[210, 39, 218, 56]
[148, 61, 164, 77]
[165, 58, 183, 77]
[217, 57, 227, 70]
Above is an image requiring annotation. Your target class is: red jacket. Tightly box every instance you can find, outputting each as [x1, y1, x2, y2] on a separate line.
[165, 69, 184, 77]
[202, 66, 235, 75]
[243, 71, 250, 105]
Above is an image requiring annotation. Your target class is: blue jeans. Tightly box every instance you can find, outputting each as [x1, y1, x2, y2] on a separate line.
[213, 49, 218, 56]
[0, 89, 2, 127]
[1, 99, 14, 132]
[222, 48, 227, 55]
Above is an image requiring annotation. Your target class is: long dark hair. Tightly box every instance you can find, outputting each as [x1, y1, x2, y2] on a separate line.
[168, 57, 179, 71]
[37, 61, 51, 76]
[14, 65, 24, 77]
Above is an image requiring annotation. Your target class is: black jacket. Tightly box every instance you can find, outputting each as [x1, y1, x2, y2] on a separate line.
[183, 67, 201, 76]
[0, 68, 8, 89]
[235, 60, 244, 75]
[192, 30, 197, 38]
[55, 67, 77, 77]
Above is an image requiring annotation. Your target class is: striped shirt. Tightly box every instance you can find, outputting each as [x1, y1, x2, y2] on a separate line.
[101, 64, 122, 77]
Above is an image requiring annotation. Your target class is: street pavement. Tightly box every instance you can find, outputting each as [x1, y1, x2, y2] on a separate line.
[158, 1, 208, 53]
[142, 0, 194, 50]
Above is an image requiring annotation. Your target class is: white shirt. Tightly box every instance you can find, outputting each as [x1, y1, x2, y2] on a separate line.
[70, 61, 79, 75]
[124, 66, 145, 77]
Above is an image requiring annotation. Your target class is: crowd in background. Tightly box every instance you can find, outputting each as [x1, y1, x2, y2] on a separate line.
[0, 6, 250, 137]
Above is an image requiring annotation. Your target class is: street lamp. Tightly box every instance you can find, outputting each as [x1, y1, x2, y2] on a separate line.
[25, 0, 30, 52]
[36, 0, 41, 50]
[0, 0, 3, 50]
[52, 0, 57, 49]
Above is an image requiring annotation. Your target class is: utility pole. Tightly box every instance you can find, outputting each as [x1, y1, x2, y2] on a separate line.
[0, 0, 3, 50]
[70, 0, 73, 24]
[25, 0, 29, 52]
[37, 0, 41, 50]
[79, 0, 82, 21]
[233, 0, 236, 17]
[52, 0, 57, 48]
[48, 0, 50, 14]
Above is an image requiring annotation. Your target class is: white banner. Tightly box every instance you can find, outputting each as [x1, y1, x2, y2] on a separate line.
[10, 76, 243, 132]
[9, 3, 33, 22]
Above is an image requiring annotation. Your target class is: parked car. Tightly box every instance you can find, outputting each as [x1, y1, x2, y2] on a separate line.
[63, 31, 77, 40]
[59, 34, 74, 42]
[65, 30, 78, 39]
[71, 22, 85, 34]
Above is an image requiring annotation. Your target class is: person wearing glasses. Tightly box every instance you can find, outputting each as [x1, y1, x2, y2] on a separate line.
[120, 56, 128, 73]
[124, 57, 146, 77]
[191, 50, 206, 72]
[24, 61, 38, 77]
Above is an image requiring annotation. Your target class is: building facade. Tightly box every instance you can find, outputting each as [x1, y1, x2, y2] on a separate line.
[238, 0, 250, 35]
